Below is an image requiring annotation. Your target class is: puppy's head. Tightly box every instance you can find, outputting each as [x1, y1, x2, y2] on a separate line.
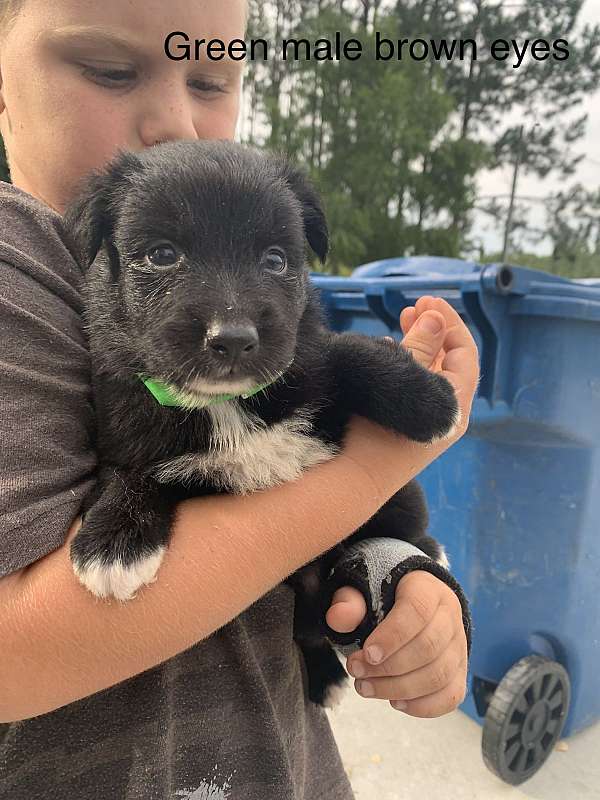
[64, 140, 328, 399]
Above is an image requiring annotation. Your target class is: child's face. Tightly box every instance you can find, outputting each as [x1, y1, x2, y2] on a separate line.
[0, 0, 246, 213]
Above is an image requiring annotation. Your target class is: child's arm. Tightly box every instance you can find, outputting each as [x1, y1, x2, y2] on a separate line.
[0, 414, 457, 723]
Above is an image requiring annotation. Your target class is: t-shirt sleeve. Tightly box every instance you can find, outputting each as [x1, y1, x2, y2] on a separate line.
[0, 203, 97, 577]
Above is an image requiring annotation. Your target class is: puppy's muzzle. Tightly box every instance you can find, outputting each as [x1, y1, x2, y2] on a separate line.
[206, 322, 259, 368]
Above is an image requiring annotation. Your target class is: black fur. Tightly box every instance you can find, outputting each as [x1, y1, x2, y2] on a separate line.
[63, 140, 459, 707]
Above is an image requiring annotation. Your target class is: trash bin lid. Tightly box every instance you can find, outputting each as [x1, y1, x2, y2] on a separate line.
[351, 255, 482, 279]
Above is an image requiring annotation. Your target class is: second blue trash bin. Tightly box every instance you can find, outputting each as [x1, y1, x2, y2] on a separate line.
[310, 256, 600, 786]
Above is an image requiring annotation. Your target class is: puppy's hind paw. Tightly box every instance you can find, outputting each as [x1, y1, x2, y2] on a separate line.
[321, 680, 349, 710]
[71, 546, 166, 601]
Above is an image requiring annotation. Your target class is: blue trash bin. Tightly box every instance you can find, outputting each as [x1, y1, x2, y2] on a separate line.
[310, 256, 600, 785]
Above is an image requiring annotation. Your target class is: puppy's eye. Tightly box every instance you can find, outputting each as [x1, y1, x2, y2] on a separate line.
[146, 243, 179, 268]
[262, 247, 287, 274]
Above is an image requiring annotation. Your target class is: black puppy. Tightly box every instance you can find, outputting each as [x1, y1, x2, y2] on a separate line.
[64, 140, 460, 707]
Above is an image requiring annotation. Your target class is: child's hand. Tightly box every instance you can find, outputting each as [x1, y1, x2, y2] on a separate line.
[392, 295, 480, 433]
[327, 572, 468, 717]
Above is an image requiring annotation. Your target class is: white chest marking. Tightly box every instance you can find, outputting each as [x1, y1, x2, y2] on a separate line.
[153, 402, 339, 494]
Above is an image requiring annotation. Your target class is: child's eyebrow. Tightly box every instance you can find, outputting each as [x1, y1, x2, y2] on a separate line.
[41, 25, 245, 74]
[41, 25, 147, 57]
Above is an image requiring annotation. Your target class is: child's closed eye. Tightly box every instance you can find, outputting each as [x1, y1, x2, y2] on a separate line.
[80, 64, 229, 96]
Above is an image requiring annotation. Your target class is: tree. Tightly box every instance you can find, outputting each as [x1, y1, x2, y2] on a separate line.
[245, 0, 487, 271]
[544, 184, 600, 272]
[244, 0, 599, 274]
[391, 0, 600, 245]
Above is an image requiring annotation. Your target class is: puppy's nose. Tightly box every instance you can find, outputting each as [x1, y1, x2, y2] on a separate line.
[206, 323, 259, 363]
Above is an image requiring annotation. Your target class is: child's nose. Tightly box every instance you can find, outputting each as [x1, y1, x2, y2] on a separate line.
[138, 88, 198, 148]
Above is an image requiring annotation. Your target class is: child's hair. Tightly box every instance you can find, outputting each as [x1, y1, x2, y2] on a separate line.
[0, 1, 250, 32]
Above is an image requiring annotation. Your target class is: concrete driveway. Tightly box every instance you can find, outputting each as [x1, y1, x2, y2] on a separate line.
[326, 688, 599, 799]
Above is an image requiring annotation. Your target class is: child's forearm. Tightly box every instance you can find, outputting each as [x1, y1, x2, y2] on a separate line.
[0, 424, 391, 723]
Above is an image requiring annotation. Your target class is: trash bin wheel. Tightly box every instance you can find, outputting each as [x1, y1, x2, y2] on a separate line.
[481, 655, 570, 785]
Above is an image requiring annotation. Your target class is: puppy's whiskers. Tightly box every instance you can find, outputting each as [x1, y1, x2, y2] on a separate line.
[184, 365, 197, 386]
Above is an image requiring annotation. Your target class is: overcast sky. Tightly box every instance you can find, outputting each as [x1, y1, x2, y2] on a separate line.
[474, 0, 600, 256]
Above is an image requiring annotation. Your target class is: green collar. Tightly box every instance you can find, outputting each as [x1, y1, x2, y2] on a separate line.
[138, 374, 278, 408]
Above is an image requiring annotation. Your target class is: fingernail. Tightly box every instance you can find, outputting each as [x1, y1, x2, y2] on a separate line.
[418, 315, 443, 335]
[366, 645, 384, 664]
[392, 700, 408, 711]
[359, 681, 374, 697]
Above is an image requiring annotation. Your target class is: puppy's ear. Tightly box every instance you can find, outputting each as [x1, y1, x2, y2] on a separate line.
[63, 152, 140, 276]
[274, 157, 329, 264]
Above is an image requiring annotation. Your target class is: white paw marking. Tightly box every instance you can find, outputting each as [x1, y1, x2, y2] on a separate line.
[322, 681, 348, 709]
[436, 545, 451, 570]
[73, 546, 166, 601]
[428, 407, 462, 445]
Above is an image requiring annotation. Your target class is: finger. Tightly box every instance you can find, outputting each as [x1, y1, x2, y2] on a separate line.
[354, 635, 465, 703]
[440, 320, 478, 358]
[325, 585, 367, 633]
[438, 336, 480, 399]
[402, 297, 480, 426]
[401, 306, 447, 376]
[401, 298, 457, 348]
[414, 296, 462, 328]
[414, 298, 478, 357]
[361, 571, 442, 665]
[442, 347, 480, 386]
[391, 669, 468, 718]
[400, 306, 416, 335]
[408, 301, 450, 368]
[347, 603, 456, 679]
[431, 346, 447, 373]
[400, 310, 447, 369]
[418, 308, 479, 397]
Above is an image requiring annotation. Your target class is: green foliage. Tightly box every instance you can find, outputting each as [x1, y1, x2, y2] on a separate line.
[245, 0, 599, 275]
[492, 183, 600, 278]
[545, 184, 600, 262]
[245, 2, 490, 272]
[486, 249, 600, 279]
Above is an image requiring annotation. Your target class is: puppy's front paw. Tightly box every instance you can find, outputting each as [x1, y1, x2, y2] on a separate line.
[416, 535, 452, 570]
[71, 526, 166, 601]
[409, 372, 462, 445]
[427, 403, 462, 445]
[72, 547, 166, 602]
[436, 544, 451, 570]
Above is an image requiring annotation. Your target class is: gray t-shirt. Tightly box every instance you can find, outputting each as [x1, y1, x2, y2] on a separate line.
[0, 181, 355, 800]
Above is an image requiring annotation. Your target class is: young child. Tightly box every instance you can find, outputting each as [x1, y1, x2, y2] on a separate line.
[0, 2, 480, 798]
